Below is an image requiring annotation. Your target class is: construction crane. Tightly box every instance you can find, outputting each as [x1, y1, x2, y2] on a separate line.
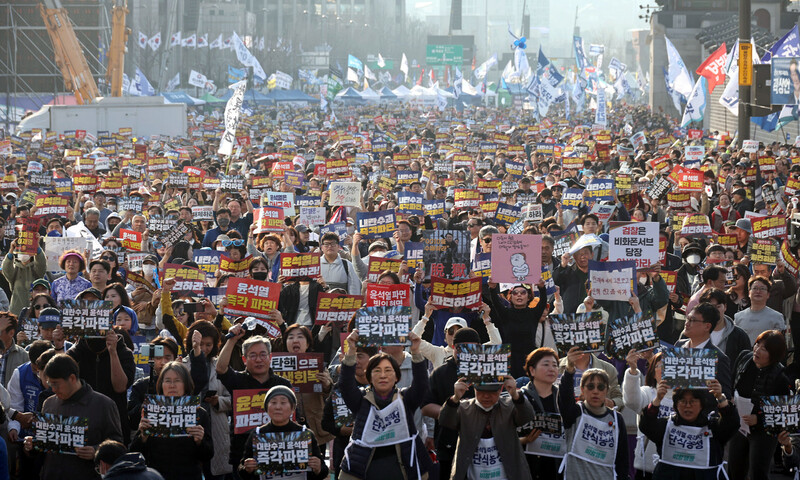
[106, 1, 130, 97]
[38, 0, 100, 104]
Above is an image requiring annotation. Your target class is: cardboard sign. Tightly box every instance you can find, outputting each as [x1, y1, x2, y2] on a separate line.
[279, 253, 321, 280]
[422, 229, 471, 280]
[455, 343, 511, 385]
[356, 210, 397, 239]
[677, 169, 703, 192]
[522, 203, 544, 222]
[142, 395, 199, 437]
[364, 283, 410, 307]
[120, 229, 143, 251]
[742, 139, 759, 153]
[760, 395, 800, 435]
[191, 205, 214, 221]
[254, 207, 285, 234]
[232, 389, 269, 434]
[589, 259, 636, 302]
[253, 430, 312, 475]
[315, 292, 363, 326]
[33, 413, 88, 454]
[429, 277, 482, 310]
[59, 300, 114, 337]
[355, 306, 412, 346]
[548, 312, 604, 357]
[298, 207, 325, 227]
[265, 191, 295, 218]
[679, 213, 712, 238]
[270, 353, 324, 393]
[608, 222, 659, 270]
[684, 145, 705, 162]
[163, 263, 206, 295]
[366, 256, 402, 283]
[225, 278, 281, 320]
[604, 313, 658, 360]
[490, 234, 542, 284]
[661, 346, 718, 389]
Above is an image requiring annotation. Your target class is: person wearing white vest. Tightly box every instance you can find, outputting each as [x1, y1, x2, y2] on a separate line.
[639, 379, 739, 480]
[559, 358, 629, 480]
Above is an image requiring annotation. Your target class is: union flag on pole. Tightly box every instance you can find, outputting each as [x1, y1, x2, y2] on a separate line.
[695, 43, 727, 94]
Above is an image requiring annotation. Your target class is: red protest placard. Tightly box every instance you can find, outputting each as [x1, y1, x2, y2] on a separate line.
[429, 277, 482, 310]
[253, 207, 285, 234]
[315, 292, 363, 326]
[364, 283, 410, 307]
[16, 218, 40, 256]
[677, 169, 703, 192]
[232, 389, 269, 434]
[33, 195, 69, 218]
[183, 165, 206, 177]
[270, 353, 324, 393]
[751, 215, 788, 239]
[279, 253, 321, 280]
[226, 277, 280, 320]
[120, 229, 142, 251]
[661, 270, 678, 294]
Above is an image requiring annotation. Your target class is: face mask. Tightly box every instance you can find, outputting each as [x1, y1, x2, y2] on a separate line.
[217, 245, 227, 252]
[686, 254, 701, 265]
[638, 276, 648, 286]
[142, 264, 156, 276]
[690, 196, 700, 211]
[541, 198, 551, 204]
[217, 217, 230, 228]
[252, 272, 268, 281]
[445, 202, 454, 210]
[46, 230, 62, 237]
[16, 254, 30, 263]
[475, 400, 496, 412]
[346, 226, 355, 236]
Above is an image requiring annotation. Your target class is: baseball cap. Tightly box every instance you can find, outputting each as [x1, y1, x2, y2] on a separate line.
[30, 279, 51, 292]
[444, 317, 468, 331]
[734, 218, 752, 234]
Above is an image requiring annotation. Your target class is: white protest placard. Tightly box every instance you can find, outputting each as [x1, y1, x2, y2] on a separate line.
[44, 237, 89, 272]
[127, 252, 148, 273]
[298, 207, 326, 227]
[684, 145, 705, 162]
[608, 222, 659, 270]
[191, 205, 214, 221]
[588, 259, 636, 302]
[743, 140, 759, 153]
[265, 191, 295, 217]
[329, 182, 362, 207]
[522, 203, 544, 222]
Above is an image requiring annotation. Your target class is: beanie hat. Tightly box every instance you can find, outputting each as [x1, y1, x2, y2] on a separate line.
[452, 327, 481, 345]
[263, 385, 297, 410]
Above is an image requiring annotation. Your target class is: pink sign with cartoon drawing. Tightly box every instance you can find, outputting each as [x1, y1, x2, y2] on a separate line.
[490, 234, 542, 285]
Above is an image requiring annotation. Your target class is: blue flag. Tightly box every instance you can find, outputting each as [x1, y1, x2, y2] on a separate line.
[762, 25, 800, 63]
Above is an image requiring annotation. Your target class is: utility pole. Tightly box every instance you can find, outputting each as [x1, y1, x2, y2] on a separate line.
[738, 0, 750, 146]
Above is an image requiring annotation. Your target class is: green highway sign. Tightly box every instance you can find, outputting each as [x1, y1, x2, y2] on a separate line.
[425, 44, 463, 66]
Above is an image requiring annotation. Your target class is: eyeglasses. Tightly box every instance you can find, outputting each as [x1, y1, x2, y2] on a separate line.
[481, 237, 492, 244]
[322, 242, 338, 247]
[511, 290, 528, 296]
[584, 383, 607, 391]
[467, 223, 479, 228]
[685, 318, 705, 325]
[446, 326, 461, 335]
[750, 286, 769, 292]
[677, 398, 700, 406]
[222, 239, 245, 247]
[246, 352, 270, 360]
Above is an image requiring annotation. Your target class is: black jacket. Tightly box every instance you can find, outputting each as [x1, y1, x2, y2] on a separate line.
[278, 280, 326, 325]
[129, 405, 214, 480]
[733, 350, 793, 429]
[103, 453, 165, 480]
[553, 264, 589, 314]
[238, 421, 329, 480]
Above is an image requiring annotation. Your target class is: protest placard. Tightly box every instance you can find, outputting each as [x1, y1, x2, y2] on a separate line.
[748, 238, 779, 265]
[455, 343, 511, 385]
[328, 182, 361, 207]
[59, 300, 114, 337]
[356, 210, 396, 239]
[226, 278, 280, 321]
[33, 195, 68, 218]
[661, 346, 718, 389]
[355, 306, 411, 346]
[33, 413, 88, 454]
[588, 260, 636, 302]
[15, 217, 39, 256]
[126, 271, 156, 293]
[679, 213, 712, 238]
[604, 313, 658, 360]
[423, 199, 445, 218]
[193, 250, 222, 277]
[517, 412, 564, 440]
[190, 205, 214, 222]
[471, 252, 491, 278]
[253, 429, 312, 475]
[677, 169, 703, 192]
[363, 283, 410, 307]
[120, 229, 142, 251]
[454, 189, 480, 210]
[429, 277, 482, 310]
[548, 312, 604, 357]
[270, 353, 324, 393]
[760, 395, 800, 435]
[751, 215, 788, 239]
[315, 292, 363, 327]
[265, 191, 295, 217]
[298, 207, 325, 227]
[366, 256, 402, 283]
[163, 263, 206, 295]
[146, 215, 177, 238]
[118, 196, 144, 214]
[279, 253, 321, 280]
[608, 222, 659, 270]
[646, 176, 673, 200]
[254, 207, 286, 234]
[494, 203, 521, 226]
[667, 192, 691, 210]
[220, 175, 245, 192]
[142, 395, 199, 437]
[397, 192, 424, 216]
[396, 170, 421, 186]
[561, 188, 584, 210]
[232, 389, 269, 434]
[585, 178, 614, 202]
[44, 237, 88, 272]
[684, 145, 705, 162]
[489, 234, 542, 284]
[781, 240, 800, 277]
[330, 388, 354, 429]
[422, 230, 470, 280]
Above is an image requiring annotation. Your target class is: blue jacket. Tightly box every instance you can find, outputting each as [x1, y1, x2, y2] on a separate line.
[201, 226, 234, 248]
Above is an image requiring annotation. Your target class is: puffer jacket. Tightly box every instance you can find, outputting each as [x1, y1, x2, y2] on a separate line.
[103, 452, 164, 480]
[2, 248, 46, 316]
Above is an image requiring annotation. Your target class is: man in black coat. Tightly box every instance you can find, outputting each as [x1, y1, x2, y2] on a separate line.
[674, 302, 733, 401]
[95, 440, 164, 480]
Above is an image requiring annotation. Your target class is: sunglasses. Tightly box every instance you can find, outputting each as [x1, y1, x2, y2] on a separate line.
[222, 239, 245, 247]
[101, 255, 116, 262]
[584, 383, 607, 391]
[34, 304, 48, 310]
[482, 237, 492, 244]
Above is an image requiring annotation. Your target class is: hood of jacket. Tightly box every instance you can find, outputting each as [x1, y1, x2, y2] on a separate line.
[104, 452, 149, 477]
[104, 212, 121, 234]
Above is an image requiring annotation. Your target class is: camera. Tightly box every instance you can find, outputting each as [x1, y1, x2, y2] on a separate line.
[140, 345, 164, 358]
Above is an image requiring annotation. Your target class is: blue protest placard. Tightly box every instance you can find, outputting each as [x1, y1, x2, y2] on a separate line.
[356, 210, 396, 239]
[585, 178, 615, 202]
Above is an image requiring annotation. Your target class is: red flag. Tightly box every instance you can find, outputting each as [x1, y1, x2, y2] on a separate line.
[471, 55, 476, 71]
[429, 68, 436, 86]
[417, 68, 424, 86]
[695, 43, 727, 94]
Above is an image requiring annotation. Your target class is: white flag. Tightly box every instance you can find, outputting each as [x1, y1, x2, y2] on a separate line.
[219, 80, 247, 156]
[231, 32, 266, 80]
[188, 70, 207, 88]
[377, 53, 386, 68]
[347, 68, 359, 83]
[595, 88, 607, 127]
[364, 64, 376, 81]
[400, 53, 409, 80]
[209, 34, 222, 49]
[719, 67, 739, 116]
[165, 72, 180, 92]
[665, 37, 694, 97]
[681, 76, 709, 127]
[170, 31, 181, 47]
[138, 32, 148, 49]
[461, 78, 477, 96]
[474, 53, 498, 80]
[148, 32, 161, 51]
[197, 34, 208, 48]
[181, 33, 196, 48]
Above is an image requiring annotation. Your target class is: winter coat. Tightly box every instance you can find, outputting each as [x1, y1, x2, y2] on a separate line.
[2, 248, 46, 316]
[102, 452, 164, 480]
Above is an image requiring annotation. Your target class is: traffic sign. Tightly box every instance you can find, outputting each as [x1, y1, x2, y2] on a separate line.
[425, 44, 463, 66]
[739, 42, 752, 86]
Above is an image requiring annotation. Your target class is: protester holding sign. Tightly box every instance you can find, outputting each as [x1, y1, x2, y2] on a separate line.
[130, 362, 212, 480]
[337, 329, 433, 480]
[440, 374, 533, 480]
[674, 303, 733, 400]
[727, 330, 792, 480]
[2, 240, 46, 316]
[639, 377, 737, 480]
[238, 385, 328, 480]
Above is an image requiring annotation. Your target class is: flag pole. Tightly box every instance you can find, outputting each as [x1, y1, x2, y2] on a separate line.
[738, 0, 751, 147]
